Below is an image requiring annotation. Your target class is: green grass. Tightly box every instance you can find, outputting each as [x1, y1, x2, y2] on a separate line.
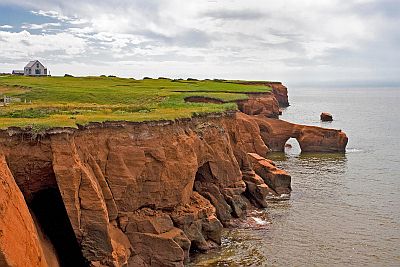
[0, 76, 271, 129]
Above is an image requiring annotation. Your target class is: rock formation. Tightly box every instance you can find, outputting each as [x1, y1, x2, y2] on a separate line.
[235, 81, 289, 107]
[269, 82, 290, 107]
[321, 112, 333, 121]
[0, 84, 347, 267]
[237, 93, 280, 118]
[255, 117, 348, 152]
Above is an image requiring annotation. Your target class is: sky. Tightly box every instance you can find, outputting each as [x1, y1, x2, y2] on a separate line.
[0, 0, 399, 87]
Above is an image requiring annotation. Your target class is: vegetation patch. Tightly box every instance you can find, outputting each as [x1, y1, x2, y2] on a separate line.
[0, 76, 271, 129]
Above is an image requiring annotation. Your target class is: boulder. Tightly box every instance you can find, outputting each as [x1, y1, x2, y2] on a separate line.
[320, 112, 333, 121]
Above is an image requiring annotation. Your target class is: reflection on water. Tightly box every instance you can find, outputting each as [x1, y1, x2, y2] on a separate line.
[191, 88, 400, 266]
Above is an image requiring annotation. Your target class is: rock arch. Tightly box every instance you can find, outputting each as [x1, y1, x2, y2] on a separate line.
[255, 117, 348, 153]
[285, 138, 301, 155]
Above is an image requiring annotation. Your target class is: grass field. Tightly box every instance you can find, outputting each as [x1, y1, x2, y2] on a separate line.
[0, 76, 271, 129]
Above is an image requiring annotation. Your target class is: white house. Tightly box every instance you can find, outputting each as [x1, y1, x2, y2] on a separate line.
[24, 60, 48, 76]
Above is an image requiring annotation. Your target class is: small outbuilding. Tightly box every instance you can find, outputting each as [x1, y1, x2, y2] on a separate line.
[11, 70, 24, 75]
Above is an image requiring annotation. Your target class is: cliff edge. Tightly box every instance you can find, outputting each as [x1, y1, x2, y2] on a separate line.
[0, 84, 347, 267]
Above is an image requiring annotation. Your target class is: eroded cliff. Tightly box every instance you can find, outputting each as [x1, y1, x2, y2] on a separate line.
[0, 85, 347, 267]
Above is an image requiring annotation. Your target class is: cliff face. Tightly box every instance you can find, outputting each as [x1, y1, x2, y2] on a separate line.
[0, 155, 53, 267]
[237, 93, 280, 118]
[269, 82, 289, 107]
[0, 85, 347, 267]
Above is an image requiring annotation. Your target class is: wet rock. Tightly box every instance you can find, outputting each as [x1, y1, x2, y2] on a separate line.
[321, 112, 333, 121]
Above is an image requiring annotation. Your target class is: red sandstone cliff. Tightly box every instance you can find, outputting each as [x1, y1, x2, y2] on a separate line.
[0, 84, 347, 267]
[269, 82, 290, 107]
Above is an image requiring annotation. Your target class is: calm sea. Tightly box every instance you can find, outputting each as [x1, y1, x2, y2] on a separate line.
[191, 87, 400, 266]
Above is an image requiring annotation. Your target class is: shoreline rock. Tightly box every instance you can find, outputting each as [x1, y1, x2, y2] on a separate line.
[321, 112, 333, 121]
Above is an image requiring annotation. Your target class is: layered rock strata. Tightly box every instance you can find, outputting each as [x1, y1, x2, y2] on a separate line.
[0, 85, 347, 267]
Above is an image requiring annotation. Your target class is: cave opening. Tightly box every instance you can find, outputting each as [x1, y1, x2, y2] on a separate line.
[285, 138, 301, 155]
[30, 188, 88, 267]
[195, 162, 214, 185]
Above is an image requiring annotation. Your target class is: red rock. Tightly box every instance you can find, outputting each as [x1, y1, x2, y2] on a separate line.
[247, 153, 292, 195]
[237, 93, 280, 118]
[0, 155, 52, 267]
[255, 117, 348, 152]
[126, 230, 186, 267]
[0, 82, 349, 266]
[269, 82, 290, 107]
[321, 112, 333, 121]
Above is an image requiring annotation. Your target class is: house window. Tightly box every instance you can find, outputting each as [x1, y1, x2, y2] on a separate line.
[29, 69, 31, 74]
[37, 63, 39, 68]
[35, 69, 41, 75]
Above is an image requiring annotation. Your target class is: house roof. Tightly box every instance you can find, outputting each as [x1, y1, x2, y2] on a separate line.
[25, 60, 46, 68]
[12, 70, 24, 73]
[25, 60, 37, 68]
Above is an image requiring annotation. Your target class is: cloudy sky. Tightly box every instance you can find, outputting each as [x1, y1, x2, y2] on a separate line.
[0, 0, 399, 87]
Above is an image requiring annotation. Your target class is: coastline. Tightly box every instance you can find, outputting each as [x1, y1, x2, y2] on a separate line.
[0, 84, 348, 267]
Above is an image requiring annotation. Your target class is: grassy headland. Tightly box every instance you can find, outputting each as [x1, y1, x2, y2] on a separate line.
[0, 76, 271, 129]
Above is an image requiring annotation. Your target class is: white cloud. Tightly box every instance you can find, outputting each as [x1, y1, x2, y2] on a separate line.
[0, 30, 87, 60]
[0, 0, 398, 86]
[30, 10, 69, 21]
[21, 22, 61, 30]
[0, 25, 13, 29]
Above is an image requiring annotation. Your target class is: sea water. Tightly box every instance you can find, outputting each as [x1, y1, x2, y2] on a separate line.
[190, 87, 400, 266]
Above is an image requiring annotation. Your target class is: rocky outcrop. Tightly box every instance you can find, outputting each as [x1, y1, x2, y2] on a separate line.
[247, 153, 291, 195]
[321, 112, 333, 121]
[237, 93, 280, 118]
[235, 81, 289, 107]
[0, 83, 347, 266]
[255, 117, 348, 152]
[268, 82, 289, 107]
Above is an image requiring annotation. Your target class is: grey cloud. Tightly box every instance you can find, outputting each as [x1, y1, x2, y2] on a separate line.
[202, 9, 267, 20]
[355, 0, 400, 18]
[136, 29, 212, 48]
[20, 39, 30, 46]
[1, 0, 400, 86]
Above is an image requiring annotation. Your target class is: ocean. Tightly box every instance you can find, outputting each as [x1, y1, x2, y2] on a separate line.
[191, 87, 400, 266]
